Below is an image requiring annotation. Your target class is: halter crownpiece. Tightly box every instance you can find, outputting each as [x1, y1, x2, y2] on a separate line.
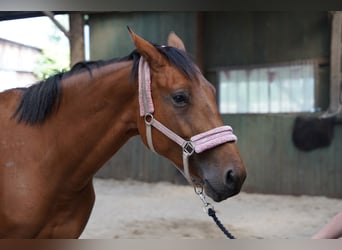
[138, 56, 237, 185]
[138, 56, 154, 116]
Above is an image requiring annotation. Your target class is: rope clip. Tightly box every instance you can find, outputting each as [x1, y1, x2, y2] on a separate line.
[194, 185, 214, 213]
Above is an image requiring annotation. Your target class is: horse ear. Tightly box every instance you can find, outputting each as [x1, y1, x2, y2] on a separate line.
[127, 27, 166, 68]
[167, 31, 186, 51]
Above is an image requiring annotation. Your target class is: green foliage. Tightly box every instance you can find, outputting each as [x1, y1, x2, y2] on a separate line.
[34, 49, 70, 80]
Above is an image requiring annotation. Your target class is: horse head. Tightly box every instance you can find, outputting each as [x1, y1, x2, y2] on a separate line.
[129, 29, 246, 202]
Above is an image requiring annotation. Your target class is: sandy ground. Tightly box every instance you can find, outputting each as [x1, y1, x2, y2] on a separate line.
[80, 178, 342, 239]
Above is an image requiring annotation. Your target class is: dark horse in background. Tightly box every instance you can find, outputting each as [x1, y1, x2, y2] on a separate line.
[0, 29, 246, 238]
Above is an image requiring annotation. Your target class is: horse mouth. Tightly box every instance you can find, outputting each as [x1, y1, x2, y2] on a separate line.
[204, 179, 240, 202]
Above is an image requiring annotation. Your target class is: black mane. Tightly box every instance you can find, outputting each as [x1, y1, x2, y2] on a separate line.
[13, 45, 198, 125]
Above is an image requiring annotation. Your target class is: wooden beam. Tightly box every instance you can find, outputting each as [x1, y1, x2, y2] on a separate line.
[43, 11, 70, 39]
[327, 11, 342, 116]
[69, 12, 85, 67]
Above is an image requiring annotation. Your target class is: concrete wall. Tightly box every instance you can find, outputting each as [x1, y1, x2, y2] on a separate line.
[0, 38, 41, 91]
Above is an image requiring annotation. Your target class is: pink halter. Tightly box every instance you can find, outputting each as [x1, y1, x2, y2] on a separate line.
[138, 56, 237, 185]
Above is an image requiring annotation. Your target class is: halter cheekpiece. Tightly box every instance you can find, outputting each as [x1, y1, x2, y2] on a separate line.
[138, 56, 237, 185]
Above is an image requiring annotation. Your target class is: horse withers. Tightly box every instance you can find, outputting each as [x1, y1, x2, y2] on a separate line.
[0, 29, 246, 238]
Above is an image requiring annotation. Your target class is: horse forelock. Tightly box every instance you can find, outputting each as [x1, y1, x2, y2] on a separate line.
[129, 44, 198, 81]
[12, 44, 198, 125]
[155, 45, 198, 80]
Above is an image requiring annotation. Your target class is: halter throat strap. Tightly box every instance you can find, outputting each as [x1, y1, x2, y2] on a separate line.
[138, 57, 237, 185]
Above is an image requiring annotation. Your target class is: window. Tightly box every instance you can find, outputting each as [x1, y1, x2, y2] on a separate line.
[218, 61, 316, 114]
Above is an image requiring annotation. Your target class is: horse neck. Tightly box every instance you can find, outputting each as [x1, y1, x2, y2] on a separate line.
[60, 60, 137, 126]
[52, 60, 139, 179]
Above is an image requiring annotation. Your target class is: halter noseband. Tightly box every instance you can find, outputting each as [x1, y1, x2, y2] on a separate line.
[138, 56, 237, 185]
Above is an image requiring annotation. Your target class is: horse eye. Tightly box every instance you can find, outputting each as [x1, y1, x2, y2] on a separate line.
[171, 92, 189, 107]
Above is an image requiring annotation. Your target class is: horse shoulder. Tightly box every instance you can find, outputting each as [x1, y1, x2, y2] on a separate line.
[36, 180, 96, 238]
[0, 177, 95, 238]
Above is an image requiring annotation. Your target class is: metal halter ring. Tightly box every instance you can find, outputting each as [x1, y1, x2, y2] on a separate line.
[144, 113, 154, 125]
[182, 141, 195, 156]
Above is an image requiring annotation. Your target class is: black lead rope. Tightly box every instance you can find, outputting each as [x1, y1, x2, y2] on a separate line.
[194, 185, 236, 239]
[207, 207, 236, 239]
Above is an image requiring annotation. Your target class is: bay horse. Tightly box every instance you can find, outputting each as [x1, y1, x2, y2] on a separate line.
[0, 29, 246, 238]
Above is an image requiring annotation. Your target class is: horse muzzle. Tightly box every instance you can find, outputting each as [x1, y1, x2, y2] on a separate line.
[202, 165, 246, 202]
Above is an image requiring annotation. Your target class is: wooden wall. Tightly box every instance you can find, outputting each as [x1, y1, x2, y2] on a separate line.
[223, 114, 342, 198]
[96, 137, 182, 183]
[202, 12, 330, 110]
[89, 12, 197, 61]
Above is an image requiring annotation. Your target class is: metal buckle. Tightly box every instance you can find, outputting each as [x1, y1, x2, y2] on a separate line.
[182, 141, 195, 156]
[144, 113, 154, 125]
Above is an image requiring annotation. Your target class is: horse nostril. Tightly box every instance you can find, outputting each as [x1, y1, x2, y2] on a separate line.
[225, 169, 237, 189]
